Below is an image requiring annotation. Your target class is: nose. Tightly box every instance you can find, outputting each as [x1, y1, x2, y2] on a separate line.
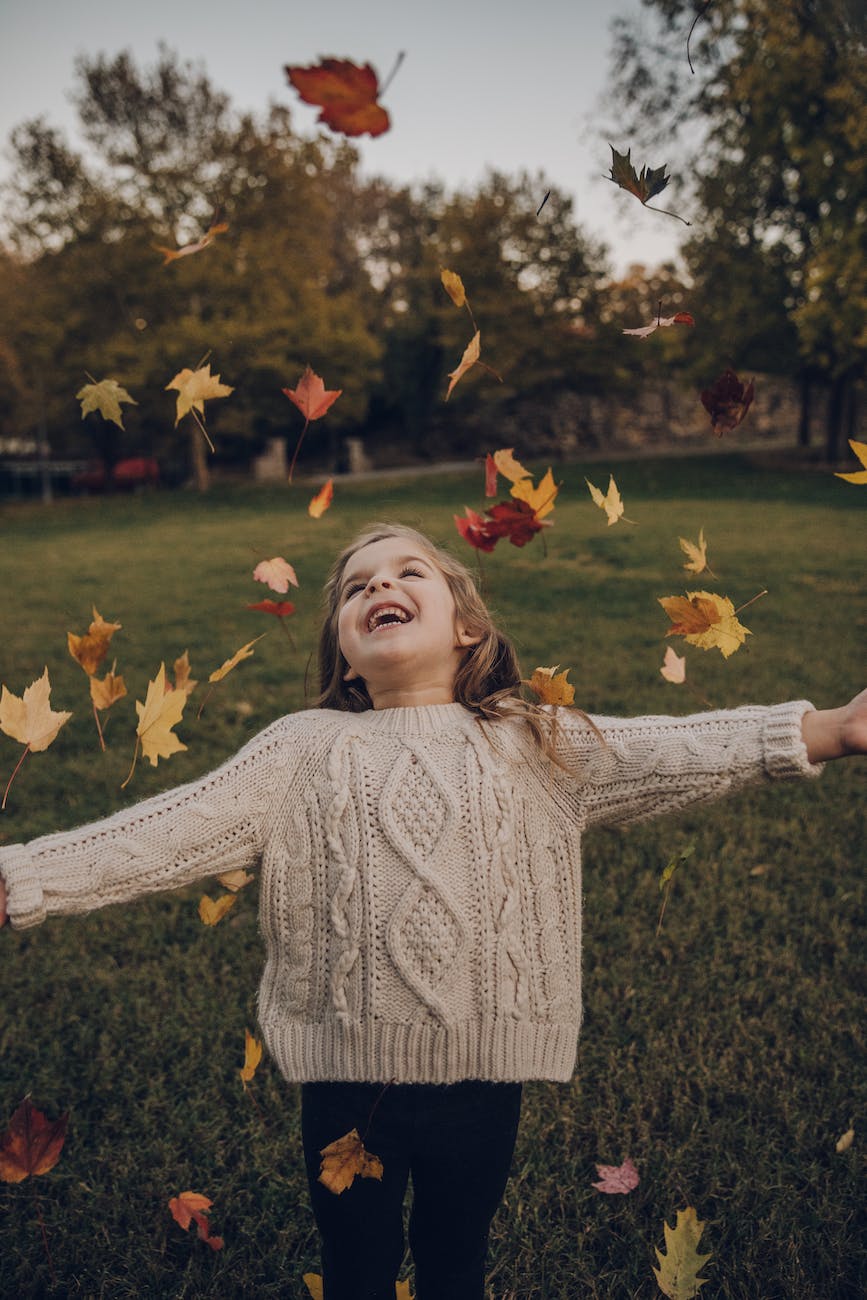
[364, 574, 393, 594]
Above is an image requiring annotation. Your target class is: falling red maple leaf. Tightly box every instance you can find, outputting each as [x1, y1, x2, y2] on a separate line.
[282, 366, 342, 481]
[484, 453, 498, 498]
[700, 369, 755, 436]
[454, 506, 500, 552]
[246, 600, 296, 618]
[285, 59, 390, 137]
[487, 498, 550, 548]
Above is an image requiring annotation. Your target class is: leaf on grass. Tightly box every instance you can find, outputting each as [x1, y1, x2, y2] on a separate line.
[253, 557, 299, 594]
[135, 664, 187, 765]
[659, 591, 751, 658]
[68, 607, 122, 676]
[318, 1127, 384, 1195]
[678, 529, 710, 575]
[446, 331, 481, 400]
[623, 312, 694, 339]
[168, 1190, 224, 1251]
[441, 268, 467, 308]
[586, 475, 626, 526]
[285, 59, 390, 138]
[240, 1027, 263, 1088]
[526, 665, 575, 706]
[607, 144, 670, 203]
[76, 378, 138, 429]
[660, 646, 686, 684]
[834, 438, 867, 484]
[154, 221, 228, 266]
[700, 369, 755, 436]
[283, 366, 342, 423]
[208, 636, 265, 683]
[166, 364, 233, 427]
[247, 599, 296, 618]
[592, 1156, 639, 1194]
[0, 668, 72, 752]
[90, 667, 127, 711]
[304, 1276, 412, 1299]
[510, 467, 558, 519]
[198, 893, 236, 926]
[652, 1206, 712, 1300]
[0, 1098, 68, 1184]
[309, 478, 334, 518]
[836, 1127, 855, 1153]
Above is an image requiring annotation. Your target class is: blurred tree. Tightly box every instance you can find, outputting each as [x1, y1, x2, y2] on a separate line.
[608, 0, 866, 456]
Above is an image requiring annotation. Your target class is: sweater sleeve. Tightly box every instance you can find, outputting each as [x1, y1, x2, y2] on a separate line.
[0, 714, 302, 929]
[553, 700, 824, 830]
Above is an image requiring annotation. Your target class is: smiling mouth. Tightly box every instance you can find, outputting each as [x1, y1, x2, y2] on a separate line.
[367, 605, 414, 632]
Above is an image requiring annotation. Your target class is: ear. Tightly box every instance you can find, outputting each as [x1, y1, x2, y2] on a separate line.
[455, 624, 482, 649]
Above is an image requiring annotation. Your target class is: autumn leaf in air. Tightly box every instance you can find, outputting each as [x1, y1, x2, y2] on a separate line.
[608, 145, 670, 203]
[198, 893, 236, 926]
[835, 438, 867, 484]
[285, 58, 391, 138]
[660, 646, 686, 684]
[253, 557, 299, 594]
[592, 1156, 639, 1194]
[623, 311, 694, 339]
[446, 330, 481, 400]
[700, 369, 755, 436]
[659, 590, 751, 658]
[1, 669, 72, 808]
[283, 366, 342, 481]
[166, 364, 233, 453]
[90, 666, 127, 711]
[121, 663, 186, 789]
[454, 506, 500, 553]
[510, 467, 558, 519]
[68, 607, 122, 676]
[154, 220, 229, 266]
[169, 650, 198, 697]
[678, 529, 712, 576]
[526, 666, 575, 706]
[586, 475, 632, 526]
[0, 1098, 68, 1184]
[492, 448, 531, 485]
[652, 1206, 712, 1300]
[76, 377, 138, 429]
[247, 599, 296, 618]
[208, 636, 265, 683]
[239, 1028, 263, 1089]
[168, 1191, 224, 1251]
[484, 454, 498, 497]
[318, 1127, 384, 1195]
[309, 478, 334, 518]
[487, 499, 550, 547]
[441, 268, 467, 308]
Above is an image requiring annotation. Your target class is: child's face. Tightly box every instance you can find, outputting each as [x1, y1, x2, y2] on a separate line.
[336, 537, 478, 707]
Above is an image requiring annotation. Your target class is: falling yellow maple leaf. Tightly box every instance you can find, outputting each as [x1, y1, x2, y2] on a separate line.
[659, 590, 751, 658]
[652, 1206, 712, 1299]
[166, 364, 233, 427]
[122, 663, 187, 788]
[239, 1027, 263, 1088]
[834, 438, 867, 484]
[89, 667, 127, 711]
[318, 1128, 384, 1195]
[445, 330, 481, 400]
[76, 377, 138, 429]
[440, 268, 466, 308]
[492, 448, 532, 484]
[198, 893, 236, 926]
[586, 475, 631, 526]
[678, 529, 712, 576]
[526, 665, 575, 706]
[510, 467, 558, 519]
[208, 635, 265, 683]
[171, 650, 198, 697]
[0, 668, 72, 808]
[68, 607, 122, 676]
[660, 646, 686, 684]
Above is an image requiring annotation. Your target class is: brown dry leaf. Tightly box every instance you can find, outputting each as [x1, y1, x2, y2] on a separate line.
[318, 1127, 384, 1195]
[445, 331, 481, 400]
[0, 668, 72, 753]
[526, 665, 575, 706]
[441, 268, 467, 308]
[68, 607, 122, 676]
[0, 1098, 69, 1184]
[171, 651, 198, 697]
[198, 894, 236, 926]
[90, 667, 127, 711]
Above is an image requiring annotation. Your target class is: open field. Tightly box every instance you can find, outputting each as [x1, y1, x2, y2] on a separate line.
[0, 453, 865, 1297]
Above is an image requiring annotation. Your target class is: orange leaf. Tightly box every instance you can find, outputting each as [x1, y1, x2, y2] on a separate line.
[440, 268, 467, 308]
[283, 366, 342, 422]
[68, 606, 122, 676]
[445, 331, 480, 400]
[0, 1098, 68, 1184]
[285, 59, 390, 138]
[318, 1128, 384, 1195]
[90, 667, 127, 711]
[154, 221, 228, 266]
[168, 1190, 224, 1251]
[308, 478, 334, 518]
[526, 665, 575, 706]
[659, 590, 752, 658]
[198, 893, 236, 926]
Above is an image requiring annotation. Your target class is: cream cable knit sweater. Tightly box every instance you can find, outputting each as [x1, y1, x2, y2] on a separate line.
[0, 700, 822, 1083]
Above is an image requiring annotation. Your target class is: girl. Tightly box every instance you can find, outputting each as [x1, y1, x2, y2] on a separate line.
[0, 522, 864, 1300]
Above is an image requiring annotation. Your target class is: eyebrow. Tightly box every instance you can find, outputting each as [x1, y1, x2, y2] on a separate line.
[341, 554, 431, 591]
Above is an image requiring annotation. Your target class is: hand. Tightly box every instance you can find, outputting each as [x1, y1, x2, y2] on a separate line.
[802, 689, 867, 763]
[840, 686, 867, 757]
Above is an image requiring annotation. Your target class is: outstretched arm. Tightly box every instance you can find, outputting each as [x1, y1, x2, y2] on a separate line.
[802, 688, 867, 763]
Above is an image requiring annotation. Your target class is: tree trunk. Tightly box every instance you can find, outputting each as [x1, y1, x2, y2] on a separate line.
[844, 381, 858, 444]
[797, 372, 812, 447]
[189, 423, 210, 492]
[825, 374, 848, 464]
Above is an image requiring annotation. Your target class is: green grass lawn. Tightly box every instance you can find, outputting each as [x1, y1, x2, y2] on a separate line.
[0, 453, 864, 1298]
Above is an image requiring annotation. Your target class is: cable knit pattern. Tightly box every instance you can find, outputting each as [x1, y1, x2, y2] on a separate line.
[0, 700, 822, 1083]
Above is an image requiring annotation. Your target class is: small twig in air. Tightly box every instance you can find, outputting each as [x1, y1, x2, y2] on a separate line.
[687, 1, 716, 75]
[536, 191, 551, 216]
[380, 51, 406, 95]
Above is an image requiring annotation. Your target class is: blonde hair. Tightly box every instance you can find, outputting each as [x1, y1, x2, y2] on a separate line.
[316, 522, 594, 760]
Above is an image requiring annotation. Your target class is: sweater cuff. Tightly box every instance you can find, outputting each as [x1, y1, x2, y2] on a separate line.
[0, 845, 46, 929]
[763, 700, 825, 779]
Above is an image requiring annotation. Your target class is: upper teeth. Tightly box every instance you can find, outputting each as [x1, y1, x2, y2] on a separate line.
[368, 606, 412, 631]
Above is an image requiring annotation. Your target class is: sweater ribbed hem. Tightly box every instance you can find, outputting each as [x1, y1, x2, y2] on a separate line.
[260, 1017, 579, 1084]
[0, 845, 44, 929]
[763, 700, 824, 778]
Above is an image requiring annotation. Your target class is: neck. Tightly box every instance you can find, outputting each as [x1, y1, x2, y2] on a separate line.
[367, 676, 458, 710]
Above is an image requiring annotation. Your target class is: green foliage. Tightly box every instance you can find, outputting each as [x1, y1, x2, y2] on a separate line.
[0, 460, 864, 1297]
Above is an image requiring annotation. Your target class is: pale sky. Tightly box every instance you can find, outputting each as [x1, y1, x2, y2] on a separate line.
[0, 0, 685, 276]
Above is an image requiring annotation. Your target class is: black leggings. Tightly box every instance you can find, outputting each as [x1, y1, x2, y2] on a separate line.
[301, 1079, 523, 1300]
